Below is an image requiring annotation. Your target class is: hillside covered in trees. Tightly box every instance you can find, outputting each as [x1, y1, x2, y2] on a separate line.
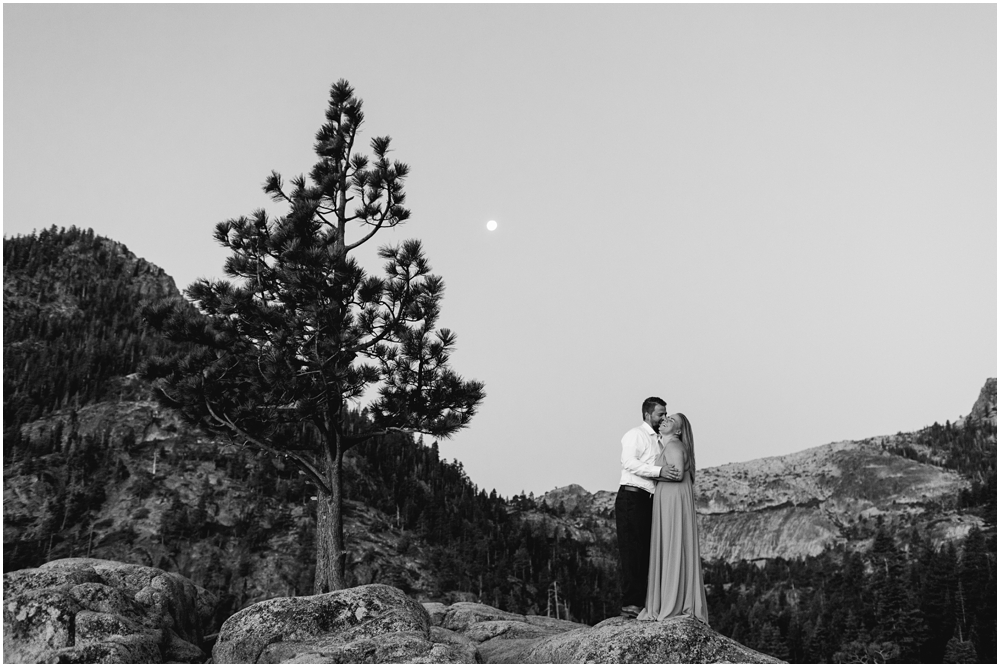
[3, 227, 996, 662]
[4, 226, 188, 435]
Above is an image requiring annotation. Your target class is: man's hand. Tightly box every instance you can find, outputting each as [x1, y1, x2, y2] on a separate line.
[658, 464, 682, 482]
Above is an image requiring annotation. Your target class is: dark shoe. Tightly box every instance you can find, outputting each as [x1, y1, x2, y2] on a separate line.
[620, 605, 641, 618]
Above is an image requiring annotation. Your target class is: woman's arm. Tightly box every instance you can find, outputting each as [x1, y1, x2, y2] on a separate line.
[656, 441, 687, 483]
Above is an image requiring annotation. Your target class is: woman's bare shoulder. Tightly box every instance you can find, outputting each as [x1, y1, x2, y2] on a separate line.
[662, 439, 687, 462]
[663, 439, 686, 453]
[663, 440, 687, 461]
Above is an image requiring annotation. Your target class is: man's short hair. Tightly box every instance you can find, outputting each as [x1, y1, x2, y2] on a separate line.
[642, 396, 666, 418]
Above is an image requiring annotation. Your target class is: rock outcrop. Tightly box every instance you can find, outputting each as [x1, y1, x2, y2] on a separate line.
[212, 584, 475, 664]
[968, 377, 997, 426]
[433, 601, 586, 663]
[426, 599, 779, 664]
[523, 616, 780, 663]
[211, 586, 780, 664]
[3, 558, 217, 663]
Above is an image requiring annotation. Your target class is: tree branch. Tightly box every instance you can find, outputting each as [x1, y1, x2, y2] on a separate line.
[345, 306, 401, 354]
[203, 398, 331, 495]
[346, 182, 395, 251]
[345, 218, 386, 252]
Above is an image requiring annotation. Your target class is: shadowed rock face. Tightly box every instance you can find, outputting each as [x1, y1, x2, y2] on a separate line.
[4, 378, 446, 610]
[2, 558, 217, 663]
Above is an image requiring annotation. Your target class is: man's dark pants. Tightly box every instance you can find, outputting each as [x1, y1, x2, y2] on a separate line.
[615, 485, 653, 609]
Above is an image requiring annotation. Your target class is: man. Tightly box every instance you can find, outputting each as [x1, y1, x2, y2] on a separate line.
[615, 396, 680, 618]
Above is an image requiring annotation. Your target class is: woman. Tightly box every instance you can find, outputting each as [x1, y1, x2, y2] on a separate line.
[636, 413, 709, 623]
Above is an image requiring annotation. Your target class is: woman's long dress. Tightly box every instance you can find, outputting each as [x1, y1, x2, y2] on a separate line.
[636, 456, 709, 623]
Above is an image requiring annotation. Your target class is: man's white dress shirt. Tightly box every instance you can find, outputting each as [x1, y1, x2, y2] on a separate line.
[619, 422, 662, 493]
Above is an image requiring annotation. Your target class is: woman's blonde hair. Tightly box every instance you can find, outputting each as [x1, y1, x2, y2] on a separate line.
[671, 413, 695, 481]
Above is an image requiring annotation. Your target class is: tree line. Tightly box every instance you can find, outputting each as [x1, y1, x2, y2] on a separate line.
[705, 524, 995, 663]
[4, 225, 187, 453]
[881, 419, 997, 526]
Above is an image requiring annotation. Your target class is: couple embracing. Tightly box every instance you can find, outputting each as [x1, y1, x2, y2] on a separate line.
[615, 396, 708, 622]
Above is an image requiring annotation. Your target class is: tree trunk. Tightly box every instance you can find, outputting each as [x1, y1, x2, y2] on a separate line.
[314, 447, 347, 593]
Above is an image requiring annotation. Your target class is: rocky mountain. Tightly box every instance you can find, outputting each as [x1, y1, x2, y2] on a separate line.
[694, 434, 979, 561]
[4, 226, 189, 432]
[520, 379, 994, 563]
[967, 377, 997, 426]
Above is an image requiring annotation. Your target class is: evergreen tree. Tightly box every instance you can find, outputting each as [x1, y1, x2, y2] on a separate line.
[866, 529, 926, 662]
[142, 80, 484, 592]
[958, 526, 997, 662]
[943, 637, 980, 664]
[918, 543, 958, 662]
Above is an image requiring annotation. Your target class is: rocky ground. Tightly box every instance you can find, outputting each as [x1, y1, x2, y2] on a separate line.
[3, 557, 781, 664]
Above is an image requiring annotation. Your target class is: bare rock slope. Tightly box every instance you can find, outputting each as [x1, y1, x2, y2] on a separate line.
[523, 444, 973, 563]
[695, 438, 971, 560]
[967, 377, 997, 426]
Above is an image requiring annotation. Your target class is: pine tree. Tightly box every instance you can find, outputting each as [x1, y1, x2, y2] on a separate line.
[958, 525, 997, 662]
[867, 529, 927, 662]
[943, 636, 979, 663]
[141, 80, 485, 592]
[918, 543, 958, 662]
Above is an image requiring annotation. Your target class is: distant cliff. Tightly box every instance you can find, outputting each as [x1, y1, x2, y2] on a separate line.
[968, 377, 997, 426]
[694, 436, 976, 561]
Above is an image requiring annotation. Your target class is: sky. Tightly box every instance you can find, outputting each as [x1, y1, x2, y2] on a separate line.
[4, 4, 996, 498]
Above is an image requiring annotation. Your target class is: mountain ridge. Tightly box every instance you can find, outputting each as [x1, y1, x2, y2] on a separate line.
[530, 383, 993, 562]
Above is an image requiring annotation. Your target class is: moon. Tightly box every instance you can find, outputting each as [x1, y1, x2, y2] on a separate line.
[486, 220, 498, 231]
